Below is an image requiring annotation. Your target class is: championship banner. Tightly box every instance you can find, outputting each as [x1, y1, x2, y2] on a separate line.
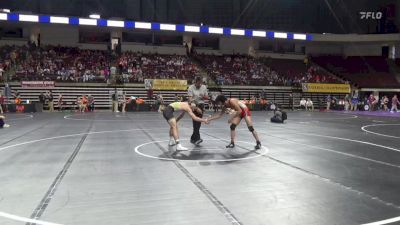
[144, 79, 187, 90]
[302, 83, 351, 93]
[21, 81, 55, 88]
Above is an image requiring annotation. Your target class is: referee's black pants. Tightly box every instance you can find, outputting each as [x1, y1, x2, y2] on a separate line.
[191, 103, 204, 142]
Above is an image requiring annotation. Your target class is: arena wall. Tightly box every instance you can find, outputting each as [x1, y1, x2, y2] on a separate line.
[0, 39, 28, 46]
[40, 25, 79, 46]
[305, 44, 343, 55]
[121, 44, 186, 55]
[78, 43, 108, 51]
[219, 36, 254, 55]
[256, 52, 305, 60]
[342, 44, 383, 56]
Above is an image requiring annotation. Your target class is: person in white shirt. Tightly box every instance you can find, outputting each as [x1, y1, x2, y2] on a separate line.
[300, 98, 307, 110]
[306, 98, 314, 111]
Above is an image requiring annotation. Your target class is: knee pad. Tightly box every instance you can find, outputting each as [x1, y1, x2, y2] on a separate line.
[230, 124, 237, 131]
[248, 126, 255, 132]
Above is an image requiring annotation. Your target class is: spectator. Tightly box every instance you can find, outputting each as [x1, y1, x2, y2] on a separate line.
[368, 94, 377, 111]
[306, 98, 314, 111]
[288, 93, 294, 111]
[76, 96, 81, 112]
[382, 95, 389, 111]
[121, 92, 127, 113]
[81, 95, 88, 112]
[0, 65, 4, 79]
[57, 94, 63, 111]
[351, 91, 359, 111]
[88, 94, 95, 112]
[391, 94, 400, 113]
[47, 90, 54, 112]
[344, 94, 350, 111]
[0, 94, 4, 114]
[174, 94, 181, 102]
[326, 95, 332, 111]
[39, 92, 46, 110]
[14, 91, 21, 105]
[300, 98, 307, 110]
[112, 91, 119, 112]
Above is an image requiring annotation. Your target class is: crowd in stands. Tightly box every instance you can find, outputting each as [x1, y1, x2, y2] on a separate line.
[195, 54, 343, 86]
[312, 56, 400, 88]
[0, 45, 112, 82]
[0, 44, 351, 87]
[0, 45, 200, 84]
[260, 58, 343, 85]
[117, 52, 199, 83]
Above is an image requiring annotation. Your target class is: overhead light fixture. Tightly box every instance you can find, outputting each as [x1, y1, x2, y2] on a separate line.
[0, 13, 7, 20]
[50, 16, 69, 24]
[231, 29, 245, 36]
[184, 25, 200, 33]
[274, 32, 288, 39]
[208, 27, 224, 34]
[107, 20, 124, 27]
[252, 31, 266, 37]
[79, 18, 97, 26]
[19, 14, 39, 22]
[135, 22, 151, 29]
[160, 24, 176, 31]
[293, 34, 307, 40]
[89, 14, 100, 19]
[1, 9, 10, 13]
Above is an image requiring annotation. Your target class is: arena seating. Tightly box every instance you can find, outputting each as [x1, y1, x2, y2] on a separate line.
[0, 45, 200, 84]
[195, 54, 343, 86]
[261, 58, 343, 84]
[0, 45, 112, 82]
[117, 52, 199, 83]
[312, 56, 400, 88]
[8, 44, 393, 90]
[195, 54, 289, 86]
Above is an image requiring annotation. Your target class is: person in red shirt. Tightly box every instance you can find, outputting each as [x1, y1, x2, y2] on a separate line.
[208, 95, 261, 150]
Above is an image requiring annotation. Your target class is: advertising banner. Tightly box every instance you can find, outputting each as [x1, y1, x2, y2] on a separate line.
[21, 81, 55, 88]
[144, 79, 187, 90]
[302, 83, 351, 93]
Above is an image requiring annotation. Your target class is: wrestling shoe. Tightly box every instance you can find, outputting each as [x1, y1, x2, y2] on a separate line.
[226, 142, 235, 148]
[176, 144, 189, 151]
[255, 142, 261, 150]
[168, 139, 176, 146]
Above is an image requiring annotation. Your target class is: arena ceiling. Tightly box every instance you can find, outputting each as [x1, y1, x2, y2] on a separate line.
[0, 0, 398, 34]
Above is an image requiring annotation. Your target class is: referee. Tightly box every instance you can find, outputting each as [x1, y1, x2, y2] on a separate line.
[188, 76, 208, 145]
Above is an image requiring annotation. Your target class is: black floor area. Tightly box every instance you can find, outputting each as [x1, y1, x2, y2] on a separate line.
[0, 111, 399, 225]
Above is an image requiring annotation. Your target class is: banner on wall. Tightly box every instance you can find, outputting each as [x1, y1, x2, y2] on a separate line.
[144, 79, 187, 90]
[21, 81, 55, 88]
[302, 83, 351, 93]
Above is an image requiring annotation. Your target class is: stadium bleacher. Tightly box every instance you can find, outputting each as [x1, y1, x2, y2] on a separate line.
[312, 56, 400, 88]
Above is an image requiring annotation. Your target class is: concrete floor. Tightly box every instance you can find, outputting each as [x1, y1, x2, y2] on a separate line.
[0, 110, 399, 225]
